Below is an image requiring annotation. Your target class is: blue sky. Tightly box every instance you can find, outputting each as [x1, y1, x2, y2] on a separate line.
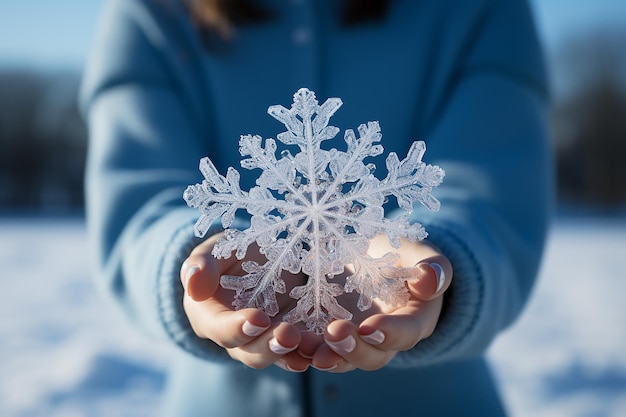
[531, 0, 626, 48]
[0, 0, 102, 70]
[0, 0, 625, 71]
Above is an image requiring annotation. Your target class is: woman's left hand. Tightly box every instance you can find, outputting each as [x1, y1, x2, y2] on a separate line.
[303, 234, 453, 372]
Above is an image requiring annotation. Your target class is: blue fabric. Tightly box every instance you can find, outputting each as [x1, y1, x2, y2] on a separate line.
[80, 0, 553, 415]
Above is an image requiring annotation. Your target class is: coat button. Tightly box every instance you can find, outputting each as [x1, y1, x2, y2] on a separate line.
[292, 27, 311, 46]
[324, 384, 337, 401]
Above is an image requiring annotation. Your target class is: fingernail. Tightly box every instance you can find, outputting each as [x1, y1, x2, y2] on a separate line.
[242, 321, 268, 337]
[326, 335, 356, 353]
[286, 365, 308, 373]
[312, 363, 338, 371]
[297, 349, 313, 359]
[269, 338, 296, 355]
[183, 265, 200, 289]
[277, 360, 308, 373]
[361, 329, 385, 345]
[429, 262, 446, 293]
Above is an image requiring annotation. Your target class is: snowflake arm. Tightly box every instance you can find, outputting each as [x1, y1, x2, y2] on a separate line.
[220, 259, 285, 316]
[383, 140, 444, 212]
[183, 158, 248, 238]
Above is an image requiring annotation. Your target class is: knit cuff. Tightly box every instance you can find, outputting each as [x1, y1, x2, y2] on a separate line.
[390, 224, 485, 367]
[156, 216, 232, 362]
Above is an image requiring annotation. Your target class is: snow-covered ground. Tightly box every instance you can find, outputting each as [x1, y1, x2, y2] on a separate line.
[0, 217, 171, 417]
[1, 215, 625, 417]
[489, 216, 626, 417]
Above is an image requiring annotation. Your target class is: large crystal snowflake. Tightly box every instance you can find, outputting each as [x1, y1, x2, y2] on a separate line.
[184, 88, 444, 334]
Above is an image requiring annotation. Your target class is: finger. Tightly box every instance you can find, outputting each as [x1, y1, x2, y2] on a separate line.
[184, 294, 271, 348]
[310, 342, 355, 373]
[228, 322, 301, 370]
[321, 320, 395, 372]
[180, 256, 221, 301]
[358, 296, 443, 352]
[407, 259, 452, 301]
[297, 331, 325, 360]
[275, 349, 312, 373]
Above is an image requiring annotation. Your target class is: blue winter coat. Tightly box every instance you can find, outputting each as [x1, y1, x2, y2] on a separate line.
[80, 0, 552, 415]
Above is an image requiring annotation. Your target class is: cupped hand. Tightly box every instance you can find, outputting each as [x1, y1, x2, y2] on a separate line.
[308, 234, 453, 372]
[180, 232, 311, 372]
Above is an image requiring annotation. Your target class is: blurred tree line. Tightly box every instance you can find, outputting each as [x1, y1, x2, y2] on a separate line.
[0, 29, 625, 213]
[551, 30, 626, 206]
[0, 69, 86, 211]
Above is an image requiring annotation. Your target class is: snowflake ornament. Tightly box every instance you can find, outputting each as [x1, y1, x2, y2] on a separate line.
[184, 88, 444, 334]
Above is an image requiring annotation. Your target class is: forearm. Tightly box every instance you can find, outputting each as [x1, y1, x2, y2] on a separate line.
[80, 0, 229, 359]
[391, 71, 552, 367]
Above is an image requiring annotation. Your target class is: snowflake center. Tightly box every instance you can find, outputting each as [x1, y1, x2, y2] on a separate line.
[309, 202, 323, 216]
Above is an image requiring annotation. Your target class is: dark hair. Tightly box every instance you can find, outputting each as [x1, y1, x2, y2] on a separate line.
[188, 0, 390, 40]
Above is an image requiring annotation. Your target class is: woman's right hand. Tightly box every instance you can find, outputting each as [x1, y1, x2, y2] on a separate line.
[180, 232, 314, 372]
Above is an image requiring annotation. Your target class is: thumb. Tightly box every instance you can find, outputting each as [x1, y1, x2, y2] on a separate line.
[180, 256, 220, 302]
[406, 261, 451, 301]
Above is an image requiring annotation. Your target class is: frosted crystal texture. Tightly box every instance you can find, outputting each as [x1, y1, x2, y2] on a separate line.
[183, 88, 445, 334]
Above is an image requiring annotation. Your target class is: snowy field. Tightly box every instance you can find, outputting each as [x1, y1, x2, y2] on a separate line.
[1, 215, 625, 417]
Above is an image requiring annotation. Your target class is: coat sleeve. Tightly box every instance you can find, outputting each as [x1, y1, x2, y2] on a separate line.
[393, 0, 554, 366]
[80, 0, 230, 361]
